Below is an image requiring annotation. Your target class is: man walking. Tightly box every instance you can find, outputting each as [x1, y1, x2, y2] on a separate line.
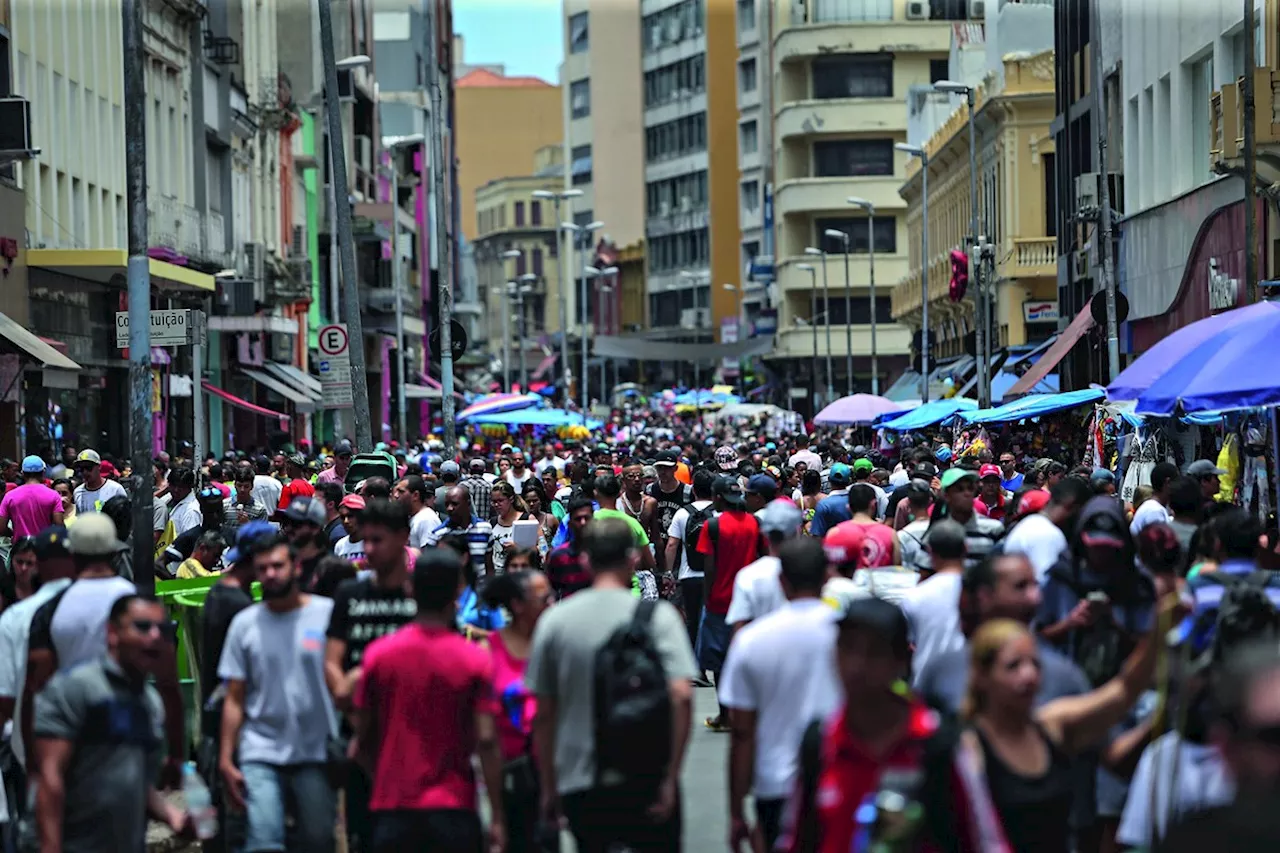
[0, 456, 63, 539]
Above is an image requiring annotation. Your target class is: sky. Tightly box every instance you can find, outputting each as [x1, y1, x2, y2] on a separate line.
[452, 0, 564, 84]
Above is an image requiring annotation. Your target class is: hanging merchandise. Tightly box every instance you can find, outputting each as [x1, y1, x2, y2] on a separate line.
[1121, 431, 1159, 507]
[1215, 433, 1240, 504]
[1241, 425, 1271, 523]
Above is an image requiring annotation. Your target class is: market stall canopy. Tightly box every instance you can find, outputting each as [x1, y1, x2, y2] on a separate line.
[877, 398, 978, 431]
[1108, 301, 1280, 401]
[958, 388, 1105, 425]
[814, 394, 904, 426]
[1135, 309, 1280, 416]
[673, 390, 741, 408]
[457, 392, 541, 422]
[469, 408, 602, 429]
[714, 403, 786, 420]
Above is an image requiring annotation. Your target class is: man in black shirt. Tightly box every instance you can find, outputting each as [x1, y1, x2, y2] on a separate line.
[646, 451, 692, 573]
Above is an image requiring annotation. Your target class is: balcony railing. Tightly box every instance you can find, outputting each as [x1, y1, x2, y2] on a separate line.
[1211, 69, 1280, 165]
[1000, 237, 1056, 279]
[149, 197, 231, 267]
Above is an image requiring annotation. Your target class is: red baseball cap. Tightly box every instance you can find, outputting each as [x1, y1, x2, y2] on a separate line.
[823, 522, 866, 568]
[1017, 489, 1051, 515]
[979, 464, 1003, 480]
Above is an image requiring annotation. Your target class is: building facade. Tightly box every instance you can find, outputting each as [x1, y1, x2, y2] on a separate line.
[735, 0, 772, 320]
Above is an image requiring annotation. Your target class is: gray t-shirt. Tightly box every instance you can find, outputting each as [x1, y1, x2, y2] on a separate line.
[34, 656, 164, 853]
[526, 587, 697, 795]
[218, 595, 336, 765]
[29, 576, 138, 670]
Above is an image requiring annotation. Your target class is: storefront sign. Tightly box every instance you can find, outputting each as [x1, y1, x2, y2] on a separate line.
[1023, 301, 1059, 323]
[1208, 258, 1239, 312]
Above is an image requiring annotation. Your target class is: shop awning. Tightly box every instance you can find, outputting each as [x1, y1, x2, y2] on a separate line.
[202, 380, 290, 421]
[262, 361, 323, 399]
[0, 312, 81, 370]
[240, 368, 317, 412]
[26, 249, 216, 293]
[1005, 309, 1096, 397]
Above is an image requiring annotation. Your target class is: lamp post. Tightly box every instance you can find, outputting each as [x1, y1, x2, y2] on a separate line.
[804, 247, 835, 402]
[599, 282, 613, 396]
[491, 285, 511, 391]
[796, 262, 819, 408]
[532, 188, 584, 404]
[585, 264, 618, 405]
[564, 220, 604, 422]
[517, 273, 537, 390]
[896, 142, 930, 403]
[846, 197, 879, 396]
[824, 229, 853, 396]
[500, 249, 522, 391]
[382, 133, 425, 446]
[934, 79, 986, 406]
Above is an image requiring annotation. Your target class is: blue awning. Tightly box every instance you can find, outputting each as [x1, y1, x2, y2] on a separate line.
[877, 398, 979, 431]
[957, 388, 1105, 425]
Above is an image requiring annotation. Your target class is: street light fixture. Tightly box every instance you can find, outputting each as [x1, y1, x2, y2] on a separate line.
[532, 188, 585, 405]
[847, 196, 880, 396]
[796, 263, 820, 408]
[680, 270, 711, 405]
[932, 79, 987, 406]
[896, 143, 931, 403]
[804, 247, 835, 402]
[823, 228, 853, 397]
[336, 55, 372, 69]
[500, 250, 524, 392]
[564, 220, 605, 422]
[383, 132, 427, 445]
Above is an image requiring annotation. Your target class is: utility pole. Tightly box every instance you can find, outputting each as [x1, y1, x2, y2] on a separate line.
[424, 0, 456, 457]
[123, 0, 154, 594]
[318, 0, 372, 450]
[390, 161, 408, 446]
[1091, 0, 1121, 379]
[1244, 0, 1259, 302]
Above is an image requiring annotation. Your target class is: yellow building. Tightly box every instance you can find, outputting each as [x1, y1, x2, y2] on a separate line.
[892, 51, 1059, 359]
[768, 0, 952, 391]
[456, 68, 563, 243]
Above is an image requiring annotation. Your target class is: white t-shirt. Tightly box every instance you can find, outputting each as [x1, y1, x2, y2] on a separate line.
[252, 475, 283, 515]
[72, 478, 127, 515]
[1004, 513, 1070, 583]
[898, 571, 965, 686]
[0, 578, 73, 772]
[409, 506, 442, 549]
[667, 499, 714, 580]
[168, 492, 203, 537]
[1130, 498, 1172, 537]
[504, 469, 535, 490]
[725, 556, 784, 626]
[1116, 733, 1234, 848]
[334, 536, 365, 563]
[41, 576, 138, 669]
[822, 568, 920, 616]
[535, 456, 565, 475]
[718, 599, 842, 799]
[897, 519, 931, 575]
[787, 449, 822, 471]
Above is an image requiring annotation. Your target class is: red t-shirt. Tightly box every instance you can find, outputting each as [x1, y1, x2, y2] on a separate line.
[277, 477, 315, 510]
[696, 509, 760, 615]
[354, 622, 495, 811]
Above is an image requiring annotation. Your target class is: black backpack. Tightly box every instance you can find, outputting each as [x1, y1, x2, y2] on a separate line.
[593, 600, 672, 785]
[1196, 571, 1280, 661]
[683, 504, 716, 575]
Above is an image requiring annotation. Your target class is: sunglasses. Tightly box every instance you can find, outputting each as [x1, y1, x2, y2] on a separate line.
[129, 619, 176, 641]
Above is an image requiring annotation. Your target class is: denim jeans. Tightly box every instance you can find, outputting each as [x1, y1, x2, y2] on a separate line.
[241, 761, 336, 853]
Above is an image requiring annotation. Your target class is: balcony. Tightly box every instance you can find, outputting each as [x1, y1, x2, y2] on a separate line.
[890, 255, 952, 322]
[774, 20, 951, 66]
[776, 254, 910, 298]
[149, 198, 232, 267]
[365, 285, 419, 314]
[774, 176, 907, 219]
[776, 99, 902, 141]
[774, 323, 911, 359]
[998, 237, 1057, 279]
[1211, 69, 1280, 175]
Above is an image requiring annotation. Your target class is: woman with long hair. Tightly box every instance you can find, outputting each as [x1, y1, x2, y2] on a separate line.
[481, 570, 555, 852]
[52, 478, 75, 527]
[962, 599, 1174, 853]
[2, 537, 37, 611]
[519, 479, 557, 559]
[487, 482, 532, 577]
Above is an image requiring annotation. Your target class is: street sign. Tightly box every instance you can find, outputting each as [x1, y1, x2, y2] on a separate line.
[428, 319, 468, 364]
[318, 323, 354, 409]
[115, 309, 206, 348]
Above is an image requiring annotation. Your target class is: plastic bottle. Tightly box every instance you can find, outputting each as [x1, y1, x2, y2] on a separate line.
[181, 761, 218, 840]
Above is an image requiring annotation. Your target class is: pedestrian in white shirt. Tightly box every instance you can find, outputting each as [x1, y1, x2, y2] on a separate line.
[392, 474, 441, 549]
[725, 500, 805, 629]
[164, 466, 202, 536]
[1130, 461, 1179, 537]
[1003, 477, 1091, 583]
[898, 519, 968, 685]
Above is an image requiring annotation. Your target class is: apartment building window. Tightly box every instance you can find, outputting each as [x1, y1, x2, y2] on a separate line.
[531, 200, 542, 225]
[516, 254, 527, 276]
[0, 29, 10, 97]
[645, 114, 707, 163]
[929, 0, 969, 20]
[1042, 153, 1057, 238]
[736, 0, 756, 33]
[649, 227, 710, 273]
[514, 201, 525, 226]
[643, 0, 705, 54]
[813, 139, 894, 177]
[570, 78, 591, 119]
[812, 54, 893, 99]
[742, 240, 760, 267]
[571, 144, 593, 185]
[738, 58, 757, 94]
[1189, 54, 1214, 186]
[930, 59, 949, 84]
[740, 120, 758, 155]
[573, 209, 595, 229]
[569, 12, 589, 54]
[741, 180, 760, 213]
[815, 216, 897, 253]
[644, 55, 706, 107]
[820, 296, 895, 325]
[646, 170, 708, 217]
[812, 0, 891, 22]
[533, 247, 544, 276]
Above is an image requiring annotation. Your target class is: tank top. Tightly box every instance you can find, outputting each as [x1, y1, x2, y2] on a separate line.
[974, 724, 1073, 853]
[487, 631, 535, 761]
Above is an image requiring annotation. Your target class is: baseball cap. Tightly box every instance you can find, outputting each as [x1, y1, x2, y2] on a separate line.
[1089, 468, 1116, 485]
[223, 545, 244, 566]
[1186, 459, 1226, 478]
[235, 520, 276, 550]
[759, 499, 804, 537]
[287, 453, 306, 468]
[746, 473, 779, 498]
[940, 468, 978, 490]
[715, 445, 739, 471]
[32, 525, 70, 560]
[828, 462, 853, 486]
[979, 464, 1003, 480]
[823, 522, 866, 567]
[852, 458, 874, 475]
[714, 475, 747, 508]
[439, 460, 460, 476]
[333, 440, 354, 457]
[283, 496, 327, 526]
[21, 455, 45, 474]
[912, 461, 938, 479]
[1017, 489, 1051, 515]
[935, 446, 953, 463]
[1079, 510, 1127, 549]
[75, 449, 102, 466]
[655, 450, 679, 468]
[340, 494, 367, 511]
[906, 479, 933, 500]
[66, 513, 127, 556]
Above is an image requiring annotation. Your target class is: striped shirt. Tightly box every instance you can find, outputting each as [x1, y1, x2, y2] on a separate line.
[424, 517, 492, 578]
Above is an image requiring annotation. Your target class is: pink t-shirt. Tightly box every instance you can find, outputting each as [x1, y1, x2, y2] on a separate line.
[831, 520, 898, 568]
[0, 482, 63, 539]
[487, 631, 536, 761]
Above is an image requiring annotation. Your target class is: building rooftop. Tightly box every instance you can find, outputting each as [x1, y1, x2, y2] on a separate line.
[456, 68, 553, 89]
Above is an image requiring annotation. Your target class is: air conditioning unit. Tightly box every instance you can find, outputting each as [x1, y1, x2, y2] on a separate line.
[289, 256, 313, 283]
[0, 98, 34, 154]
[219, 278, 256, 316]
[1073, 248, 1090, 280]
[905, 0, 930, 20]
[291, 224, 307, 256]
[968, 0, 986, 20]
[1074, 172, 1100, 213]
[355, 135, 373, 171]
[243, 241, 266, 301]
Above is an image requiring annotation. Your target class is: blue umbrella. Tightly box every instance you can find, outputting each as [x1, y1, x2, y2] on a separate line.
[878, 398, 978, 431]
[1136, 310, 1280, 415]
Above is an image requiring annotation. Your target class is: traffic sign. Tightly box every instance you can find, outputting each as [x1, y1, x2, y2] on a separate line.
[318, 323, 354, 409]
[115, 309, 206, 348]
[428, 319, 468, 364]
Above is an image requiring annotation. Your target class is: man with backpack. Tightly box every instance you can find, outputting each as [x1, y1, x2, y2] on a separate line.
[664, 469, 716, 651]
[527, 516, 697, 852]
[1185, 507, 1280, 659]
